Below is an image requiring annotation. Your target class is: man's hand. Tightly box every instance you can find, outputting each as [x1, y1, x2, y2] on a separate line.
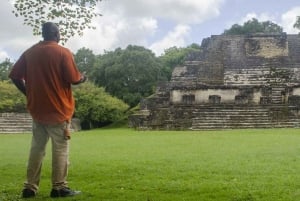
[73, 72, 87, 85]
[80, 73, 87, 83]
[11, 79, 26, 96]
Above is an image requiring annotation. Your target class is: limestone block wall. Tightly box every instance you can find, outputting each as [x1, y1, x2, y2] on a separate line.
[170, 87, 263, 105]
[244, 35, 288, 58]
[129, 33, 300, 130]
[172, 61, 224, 85]
[171, 89, 239, 104]
[291, 87, 300, 96]
[180, 34, 300, 87]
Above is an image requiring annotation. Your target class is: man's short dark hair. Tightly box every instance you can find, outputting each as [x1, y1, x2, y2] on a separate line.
[42, 22, 59, 40]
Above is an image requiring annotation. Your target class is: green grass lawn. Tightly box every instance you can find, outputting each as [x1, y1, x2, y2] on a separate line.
[1, 128, 300, 201]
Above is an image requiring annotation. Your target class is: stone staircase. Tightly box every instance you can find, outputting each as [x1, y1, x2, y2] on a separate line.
[0, 113, 32, 133]
[288, 35, 300, 64]
[0, 113, 82, 133]
[271, 85, 285, 104]
[139, 104, 300, 130]
[190, 105, 300, 130]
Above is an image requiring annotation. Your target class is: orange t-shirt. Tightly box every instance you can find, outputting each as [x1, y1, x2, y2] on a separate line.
[9, 41, 81, 124]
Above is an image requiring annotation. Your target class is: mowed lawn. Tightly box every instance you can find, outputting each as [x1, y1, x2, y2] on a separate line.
[1, 128, 300, 201]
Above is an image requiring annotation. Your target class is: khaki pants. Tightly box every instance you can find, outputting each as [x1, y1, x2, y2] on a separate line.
[24, 121, 70, 192]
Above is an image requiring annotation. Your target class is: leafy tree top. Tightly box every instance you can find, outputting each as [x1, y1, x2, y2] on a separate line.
[12, 0, 102, 44]
[223, 18, 283, 35]
[0, 59, 13, 81]
[294, 16, 300, 31]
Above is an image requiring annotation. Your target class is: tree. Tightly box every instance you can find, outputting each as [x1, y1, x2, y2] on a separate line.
[223, 18, 283, 35]
[72, 82, 129, 129]
[158, 43, 202, 80]
[93, 45, 162, 107]
[0, 58, 13, 81]
[0, 81, 26, 112]
[12, 0, 102, 43]
[294, 16, 300, 31]
[74, 47, 96, 77]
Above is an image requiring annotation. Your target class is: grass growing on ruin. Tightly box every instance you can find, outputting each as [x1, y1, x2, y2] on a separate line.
[1, 128, 300, 201]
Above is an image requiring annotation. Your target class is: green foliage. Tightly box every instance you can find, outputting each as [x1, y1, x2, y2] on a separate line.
[72, 82, 129, 129]
[294, 16, 300, 31]
[12, 0, 102, 44]
[158, 44, 202, 80]
[74, 47, 96, 77]
[93, 45, 162, 107]
[0, 58, 13, 81]
[76, 44, 201, 107]
[0, 81, 26, 112]
[223, 18, 283, 35]
[0, 80, 128, 128]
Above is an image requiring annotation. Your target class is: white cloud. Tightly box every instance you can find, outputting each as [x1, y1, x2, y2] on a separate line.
[0, 50, 9, 62]
[67, 0, 223, 53]
[0, 0, 224, 59]
[66, 0, 223, 55]
[226, 7, 300, 35]
[66, 14, 158, 54]
[106, 0, 224, 24]
[5, 0, 298, 61]
[239, 12, 275, 24]
[150, 24, 191, 55]
[224, 8, 300, 35]
[0, 1, 40, 60]
[224, 12, 276, 29]
[281, 7, 300, 34]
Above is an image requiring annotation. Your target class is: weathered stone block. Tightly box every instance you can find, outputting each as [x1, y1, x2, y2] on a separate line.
[129, 33, 300, 130]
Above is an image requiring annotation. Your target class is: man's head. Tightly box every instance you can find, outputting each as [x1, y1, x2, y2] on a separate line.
[42, 22, 60, 43]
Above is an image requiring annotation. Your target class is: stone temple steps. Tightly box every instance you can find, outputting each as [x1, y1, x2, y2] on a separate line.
[190, 105, 300, 130]
[271, 85, 285, 104]
[0, 113, 81, 134]
[0, 113, 32, 133]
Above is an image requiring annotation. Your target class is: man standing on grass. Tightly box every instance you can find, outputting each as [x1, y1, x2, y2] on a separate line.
[9, 22, 86, 198]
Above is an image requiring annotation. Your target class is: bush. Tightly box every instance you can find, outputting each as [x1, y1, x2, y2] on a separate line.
[0, 81, 26, 112]
[0, 81, 129, 129]
[73, 82, 129, 129]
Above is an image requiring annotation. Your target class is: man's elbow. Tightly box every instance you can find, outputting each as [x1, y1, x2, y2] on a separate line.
[72, 75, 87, 85]
[11, 78, 26, 96]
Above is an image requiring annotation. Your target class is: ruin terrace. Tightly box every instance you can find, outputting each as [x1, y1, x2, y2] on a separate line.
[129, 33, 300, 130]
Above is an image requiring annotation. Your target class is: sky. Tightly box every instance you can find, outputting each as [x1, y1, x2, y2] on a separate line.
[1, 0, 300, 62]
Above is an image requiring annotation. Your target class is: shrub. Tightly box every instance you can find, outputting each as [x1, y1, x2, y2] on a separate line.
[73, 82, 129, 129]
[0, 81, 26, 112]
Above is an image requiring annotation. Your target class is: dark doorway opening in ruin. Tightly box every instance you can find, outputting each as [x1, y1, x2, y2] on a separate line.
[235, 95, 248, 104]
[182, 95, 195, 104]
[209, 95, 221, 104]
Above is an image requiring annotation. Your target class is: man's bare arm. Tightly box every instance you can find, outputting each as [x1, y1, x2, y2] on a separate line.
[11, 79, 26, 96]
